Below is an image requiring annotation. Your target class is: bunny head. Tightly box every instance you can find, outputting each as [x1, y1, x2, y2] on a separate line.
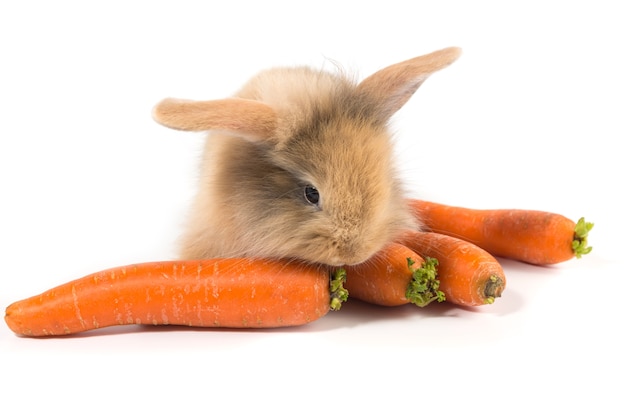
[153, 47, 461, 266]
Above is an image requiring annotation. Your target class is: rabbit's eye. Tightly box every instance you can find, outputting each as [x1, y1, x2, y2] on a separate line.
[304, 185, 320, 206]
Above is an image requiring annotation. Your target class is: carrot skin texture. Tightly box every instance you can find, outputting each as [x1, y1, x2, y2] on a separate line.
[5, 259, 331, 337]
[343, 243, 424, 307]
[398, 231, 506, 307]
[409, 199, 588, 265]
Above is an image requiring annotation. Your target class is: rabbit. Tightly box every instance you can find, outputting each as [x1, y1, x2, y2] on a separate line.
[153, 46, 461, 266]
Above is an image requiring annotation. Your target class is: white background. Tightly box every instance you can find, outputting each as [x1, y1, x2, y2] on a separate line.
[1, 1, 624, 416]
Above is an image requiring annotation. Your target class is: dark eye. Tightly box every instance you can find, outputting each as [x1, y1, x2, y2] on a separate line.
[303, 184, 320, 206]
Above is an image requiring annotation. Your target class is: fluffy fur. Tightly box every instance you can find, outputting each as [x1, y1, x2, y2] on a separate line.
[153, 47, 461, 266]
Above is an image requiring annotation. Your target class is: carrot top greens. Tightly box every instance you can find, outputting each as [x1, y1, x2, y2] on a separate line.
[483, 275, 505, 304]
[572, 217, 594, 259]
[405, 257, 445, 307]
[330, 268, 349, 311]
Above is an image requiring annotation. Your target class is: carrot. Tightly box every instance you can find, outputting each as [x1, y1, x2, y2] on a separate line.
[5, 258, 347, 337]
[343, 242, 443, 307]
[409, 199, 593, 265]
[398, 231, 506, 307]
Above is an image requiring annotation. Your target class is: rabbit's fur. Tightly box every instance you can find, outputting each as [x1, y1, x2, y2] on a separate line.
[154, 47, 461, 266]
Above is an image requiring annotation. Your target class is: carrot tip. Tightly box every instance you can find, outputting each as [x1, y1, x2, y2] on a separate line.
[405, 257, 445, 307]
[329, 268, 349, 311]
[572, 217, 594, 259]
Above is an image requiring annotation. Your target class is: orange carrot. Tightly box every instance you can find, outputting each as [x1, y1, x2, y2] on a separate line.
[409, 199, 593, 265]
[398, 231, 506, 307]
[343, 242, 443, 307]
[5, 258, 345, 337]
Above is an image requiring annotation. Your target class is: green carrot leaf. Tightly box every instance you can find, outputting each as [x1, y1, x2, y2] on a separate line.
[330, 268, 349, 311]
[572, 217, 594, 259]
[405, 257, 445, 307]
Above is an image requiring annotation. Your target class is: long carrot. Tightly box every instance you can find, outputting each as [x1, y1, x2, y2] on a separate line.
[397, 231, 506, 307]
[5, 258, 346, 337]
[409, 199, 593, 265]
[343, 242, 443, 307]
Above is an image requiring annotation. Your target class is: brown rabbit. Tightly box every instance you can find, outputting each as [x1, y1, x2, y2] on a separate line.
[153, 47, 461, 266]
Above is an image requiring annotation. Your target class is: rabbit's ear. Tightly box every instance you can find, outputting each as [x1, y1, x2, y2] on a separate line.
[152, 98, 278, 141]
[356, 47, 461, 122]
